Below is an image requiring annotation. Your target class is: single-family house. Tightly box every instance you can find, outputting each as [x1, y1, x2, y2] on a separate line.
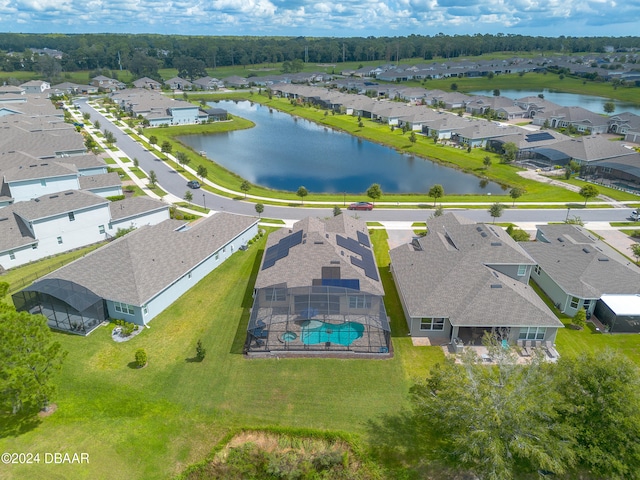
[521, 224, 640, 318]
[12, 213, 258, 334]
[223, 76, 249, 89]
[246, 215, 390, 356]
[20, 80, 51, 94]
[132, 77, 162, 90]
[192, 76, 224, 90]
[91, 76, 125, 92]
[390, 213, 563, 345]
[164, 77, 193, 91]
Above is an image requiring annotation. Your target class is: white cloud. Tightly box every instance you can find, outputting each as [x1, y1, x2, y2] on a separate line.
[0, 0, 637, 36]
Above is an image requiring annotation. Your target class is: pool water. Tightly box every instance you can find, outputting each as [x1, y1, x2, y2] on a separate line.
[301, 321, 364, 346]
[281, 331, 297, 342]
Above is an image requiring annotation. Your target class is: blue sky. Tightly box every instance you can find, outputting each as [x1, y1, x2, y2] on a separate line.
[0, 0, 638, 37]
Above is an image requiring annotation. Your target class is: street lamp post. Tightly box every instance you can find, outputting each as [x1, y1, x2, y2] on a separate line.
[203, 194, 206, 211]
[343, 192, 346, 207]
[565, 207, 571, 223]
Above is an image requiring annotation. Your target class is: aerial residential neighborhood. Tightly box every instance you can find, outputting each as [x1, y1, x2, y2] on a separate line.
[1, 31, 640, 480]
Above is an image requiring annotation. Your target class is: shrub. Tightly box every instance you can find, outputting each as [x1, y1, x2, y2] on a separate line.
[573, 310, 587, 330]
[135, 349, 147, 368]
[106, 194, 126, 202]
[196, 340, 206, 361]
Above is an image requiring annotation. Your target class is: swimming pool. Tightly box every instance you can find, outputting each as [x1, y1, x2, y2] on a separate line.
[301, 321, 364, 346]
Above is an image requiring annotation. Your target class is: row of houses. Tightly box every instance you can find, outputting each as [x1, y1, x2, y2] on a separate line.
[243, 213, 640, 357]
[110, 88, 228, 126]
[9, 210, 640, 350]
[0, 88, 140, 270]
[270, 84, 640, 189]
[340, 53, 640, 83]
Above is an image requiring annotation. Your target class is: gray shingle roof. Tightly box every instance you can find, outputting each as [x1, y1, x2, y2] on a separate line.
[42, 212, 257, 306]
[254, 216, 384, 296]
[11, 190, 108, 221]
[79, 172, 121, 190]
[0, 211, 35, 253]
[521, 225, 640, 298]
[389, 213, 560, 328]
[108, 196, 167, 221]
[3, 162, 77, 182]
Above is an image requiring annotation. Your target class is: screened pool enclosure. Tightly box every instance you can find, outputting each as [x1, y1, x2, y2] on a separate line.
[245, 285, 391, 356]
[12, 278, 106, 335]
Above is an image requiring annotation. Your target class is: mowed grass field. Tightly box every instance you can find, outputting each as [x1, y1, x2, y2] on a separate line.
[0, 229, 444, 480]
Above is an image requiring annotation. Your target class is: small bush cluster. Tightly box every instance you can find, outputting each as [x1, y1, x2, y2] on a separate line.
[114, 319, 138, 337]
[106, 194, 126, 202]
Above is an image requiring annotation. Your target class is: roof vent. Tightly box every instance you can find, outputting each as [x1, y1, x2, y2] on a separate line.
[598, 257, 609, 262]
[481, 232, 488, 237]
[476, 226, 483, 232]
[49, 195, 58, 199]
[314, 241, 324, 245]
[65, 191, 73, 195]
[491, 242, 502, 246]
[490, 284, 502, 289]
[330, 260, 340, 264]
[582, 247, 591, 254]
[557, 237, 564, 242]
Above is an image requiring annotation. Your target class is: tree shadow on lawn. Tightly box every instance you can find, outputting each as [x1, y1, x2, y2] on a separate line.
[230, 247, 264, 355]
[0, 410, 42, 439]
[185, 356, 204, 363]
[365, 408, 442, 477]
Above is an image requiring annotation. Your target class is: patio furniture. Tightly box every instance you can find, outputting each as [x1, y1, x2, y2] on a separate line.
[517, 339, 530, 356]
[544, 341, 560, 360]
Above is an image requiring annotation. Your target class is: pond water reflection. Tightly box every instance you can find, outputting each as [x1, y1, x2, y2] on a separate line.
[178, 100, 505, 194]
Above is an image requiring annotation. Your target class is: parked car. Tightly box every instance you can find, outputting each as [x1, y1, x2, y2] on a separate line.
[348, 202, 374, 211]
[187, 180, 201, 189]
[631, 209, 639, 221]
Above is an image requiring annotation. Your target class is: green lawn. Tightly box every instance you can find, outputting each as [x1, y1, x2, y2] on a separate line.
[0, 229, 443, 480]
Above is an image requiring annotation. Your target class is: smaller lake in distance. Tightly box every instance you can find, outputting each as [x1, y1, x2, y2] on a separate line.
[469, 89, 640, 116]
[178, 100, 505, 194]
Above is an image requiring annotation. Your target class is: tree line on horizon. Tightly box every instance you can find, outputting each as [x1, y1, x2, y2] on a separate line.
[0, 33, 638, 80]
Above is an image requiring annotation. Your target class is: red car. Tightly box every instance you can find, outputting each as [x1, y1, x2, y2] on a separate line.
[348, 202, 374, 211]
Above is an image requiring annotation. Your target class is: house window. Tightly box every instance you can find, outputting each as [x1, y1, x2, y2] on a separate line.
[143, 305, 148, 315]
[68, 212, 75, 221]
[534, 265, 541, 275]
[40, 179, 47, 187]
[518, 327, 547, 340]
[570, 296, 580, 309]
[188, 272, 192, 279]
[222, 246, 226, 253]
[114, 302, 135, 316]
[9, 251, 15, 260]
[517, 265, 527, 276]
[583, 299, 591, 310]
[215, 252, 219, 261]
[265, 288, 286, 302]
[32, 243, 38, 249]
[420, 317, 445, 331]
[349, 296, 371, 309]
[99, 225, 105, 234]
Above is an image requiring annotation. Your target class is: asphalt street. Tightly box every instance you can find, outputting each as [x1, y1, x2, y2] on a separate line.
[75, 98, 637, 225]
